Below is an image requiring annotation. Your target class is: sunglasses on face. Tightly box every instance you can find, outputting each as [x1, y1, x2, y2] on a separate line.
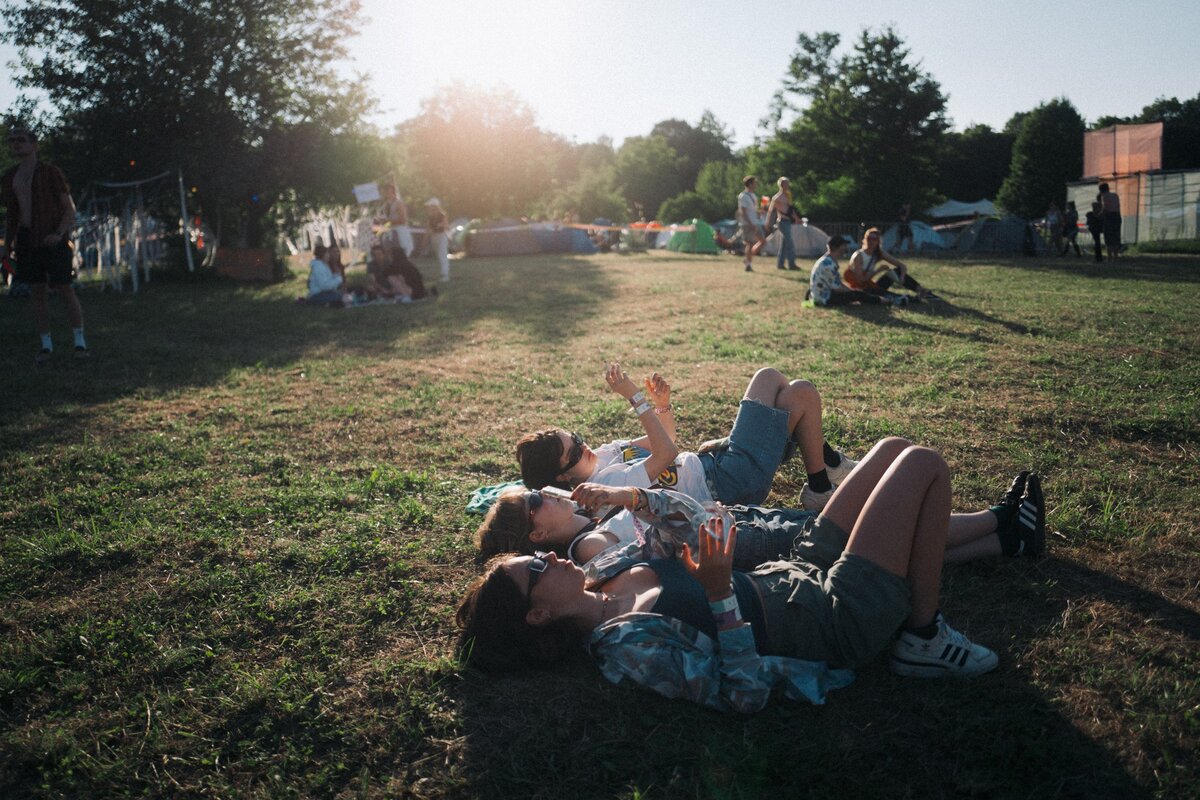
[560, 432, 585, 475]
[527, 490, 545, 523]
[527, 551, 550, 594]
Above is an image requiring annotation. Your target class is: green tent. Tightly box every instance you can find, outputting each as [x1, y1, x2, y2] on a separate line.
[666, 218, 719, 254]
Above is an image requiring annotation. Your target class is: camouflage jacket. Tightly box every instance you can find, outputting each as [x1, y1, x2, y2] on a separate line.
[583, 489, 853, 713]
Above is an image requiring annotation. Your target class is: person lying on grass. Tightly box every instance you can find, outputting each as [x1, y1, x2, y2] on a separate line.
[845, 227, 937, 301]
[459, 437, 1042, 712]
[516, 364, 856, 512]
[473, 461, 1044, 569]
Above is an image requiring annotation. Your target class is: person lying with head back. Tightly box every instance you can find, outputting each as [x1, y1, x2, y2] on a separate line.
[516, 364, 858, 512]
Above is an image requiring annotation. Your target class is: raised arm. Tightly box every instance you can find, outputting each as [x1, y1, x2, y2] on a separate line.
[605, 363, 678, 484]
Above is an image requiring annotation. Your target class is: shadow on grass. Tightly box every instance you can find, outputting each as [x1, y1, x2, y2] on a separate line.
[0, 254, 615, 433]
[952, 253, 1200, 284]
[441, 557, 1157, 799]
[833, 297, 1033, 342]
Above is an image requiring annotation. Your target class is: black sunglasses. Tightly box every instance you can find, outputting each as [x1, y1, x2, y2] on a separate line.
[527, 551, 550, 594]
[560, 432, 585, 475]
[527, 490, 545, 524]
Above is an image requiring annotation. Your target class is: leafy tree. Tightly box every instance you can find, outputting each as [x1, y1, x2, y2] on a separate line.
[996, 98, 1085, 218]
[1095, 93, 1200, 170]
[935, 124, 1015, 201]
[1, 0, 377, 247]
[759, 27, 948, 220]
[399, 83, 565, 219]
[657, 191, 710, 224]
[612, 135, 686, 220]
[694, 160, 747, 219]
[649, 113, 734, 190]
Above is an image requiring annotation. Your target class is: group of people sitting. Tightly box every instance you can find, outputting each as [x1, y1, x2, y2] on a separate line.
[456, 364, 1045, 712]
[305, 240, 434, 308]
[808, 228, 937, 308]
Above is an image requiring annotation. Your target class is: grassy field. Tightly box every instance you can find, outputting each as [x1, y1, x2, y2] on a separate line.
[1, 249, 1197, 799]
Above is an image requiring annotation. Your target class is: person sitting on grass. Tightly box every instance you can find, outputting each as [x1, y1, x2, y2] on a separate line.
[307, 244, 347, 307]
[844, 227, 937, 301]
[458, 437, 1036, 712]
[515, 364, 857, 512]
[809, 235, 903, 307]
[366, 243, 414, 302]
[474, 460, 1045, 571]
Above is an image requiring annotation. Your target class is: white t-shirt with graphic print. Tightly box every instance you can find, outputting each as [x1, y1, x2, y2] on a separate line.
[587, 439, 713, 504]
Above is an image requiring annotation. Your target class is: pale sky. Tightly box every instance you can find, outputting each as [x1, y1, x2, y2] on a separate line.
[3, 0, 1198, 149]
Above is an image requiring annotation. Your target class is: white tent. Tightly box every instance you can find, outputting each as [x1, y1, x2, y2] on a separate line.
[882, 220, 948, 253]
[762, 221, 830, 259]
[925, 199, 998, 219]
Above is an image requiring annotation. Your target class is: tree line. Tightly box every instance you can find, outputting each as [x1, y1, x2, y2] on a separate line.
[3, 2, 1197, 248]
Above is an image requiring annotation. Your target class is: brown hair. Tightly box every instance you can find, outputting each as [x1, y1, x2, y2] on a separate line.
[455, 554, 585, 672]
[313, 244, 328, 259]
[475, 490, 535, 560]
[516, 429, 571, 491]
[861, 226, 882, 254]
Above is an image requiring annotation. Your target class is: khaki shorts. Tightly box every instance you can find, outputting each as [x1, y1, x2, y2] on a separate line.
[749, 515, 911, 668]
[740, 220, 761, 242]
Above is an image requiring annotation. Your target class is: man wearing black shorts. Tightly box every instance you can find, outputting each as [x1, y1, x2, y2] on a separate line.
[1, 127, 88, 361]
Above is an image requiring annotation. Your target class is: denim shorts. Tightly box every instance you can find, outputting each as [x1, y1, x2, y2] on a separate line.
[749, 515, 912, 668]
[700, 399, 790, 505]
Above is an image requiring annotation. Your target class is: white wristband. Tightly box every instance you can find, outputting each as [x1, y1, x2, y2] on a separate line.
[632, 401, 652, 416]
[629, 390, 646, 406]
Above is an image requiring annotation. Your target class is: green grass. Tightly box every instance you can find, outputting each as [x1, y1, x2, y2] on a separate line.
[1, 251, 1198, 799]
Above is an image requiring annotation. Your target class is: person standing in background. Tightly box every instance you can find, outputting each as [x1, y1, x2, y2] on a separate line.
[376, 184, 413, 256]
[766, 177, 800, 271]
[426, 198, 450, 283]
[1098, 183, 1121, 262]
[1085, 201, 1104, 263]
[1, 127, 88, 362]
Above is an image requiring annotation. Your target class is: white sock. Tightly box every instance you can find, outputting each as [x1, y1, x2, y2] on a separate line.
[40, 333, 53, 351]
[73, 327, 87, 349]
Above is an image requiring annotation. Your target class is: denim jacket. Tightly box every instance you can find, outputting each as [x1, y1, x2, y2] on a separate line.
[583, 489, 854, 713]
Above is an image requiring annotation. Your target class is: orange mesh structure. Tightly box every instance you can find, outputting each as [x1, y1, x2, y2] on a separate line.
[1082, 123, 1163, 179]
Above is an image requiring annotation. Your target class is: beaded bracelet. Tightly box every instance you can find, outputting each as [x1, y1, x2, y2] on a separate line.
[653, 404, 672, 414]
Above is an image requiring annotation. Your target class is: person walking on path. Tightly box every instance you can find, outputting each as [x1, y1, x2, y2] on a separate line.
[737, 176, 765, 272]
[425, 198, 450, 283]
[1, 127, 88, 362]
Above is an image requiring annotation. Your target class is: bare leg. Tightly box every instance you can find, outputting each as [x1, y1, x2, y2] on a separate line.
[58, 284, 84, 328]
[741, 369, 828, 475]
[842, 446, 951, 627]
[948, 510, 999, 547]
[819, 436, 912, 532]
[31, 283, 51, 336]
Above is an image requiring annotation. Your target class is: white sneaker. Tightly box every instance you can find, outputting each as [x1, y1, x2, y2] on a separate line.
[890, 615, 998, 678]
[799, 483, 833, 511]
[826, 453, 858, 485]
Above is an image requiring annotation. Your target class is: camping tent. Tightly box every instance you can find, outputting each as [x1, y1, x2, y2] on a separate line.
[882, 221, 948, 253]
[464, 219, 541, 256]
[953, 216, 1044, 255]
[762, 222, 830, 259]
[531, 226, 599, 254]
[925, 199, 998, 219]
[666, 219, 719, 254]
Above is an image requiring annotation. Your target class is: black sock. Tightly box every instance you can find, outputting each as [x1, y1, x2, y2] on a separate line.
[992, 505, 1021, 556]
[807, 469, 832, 493]
[823, 442, 840, 467]
[905, 615, 940, 639]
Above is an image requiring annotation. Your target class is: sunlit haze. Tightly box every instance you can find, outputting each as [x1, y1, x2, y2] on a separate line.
[3, 0, 1197, 148]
